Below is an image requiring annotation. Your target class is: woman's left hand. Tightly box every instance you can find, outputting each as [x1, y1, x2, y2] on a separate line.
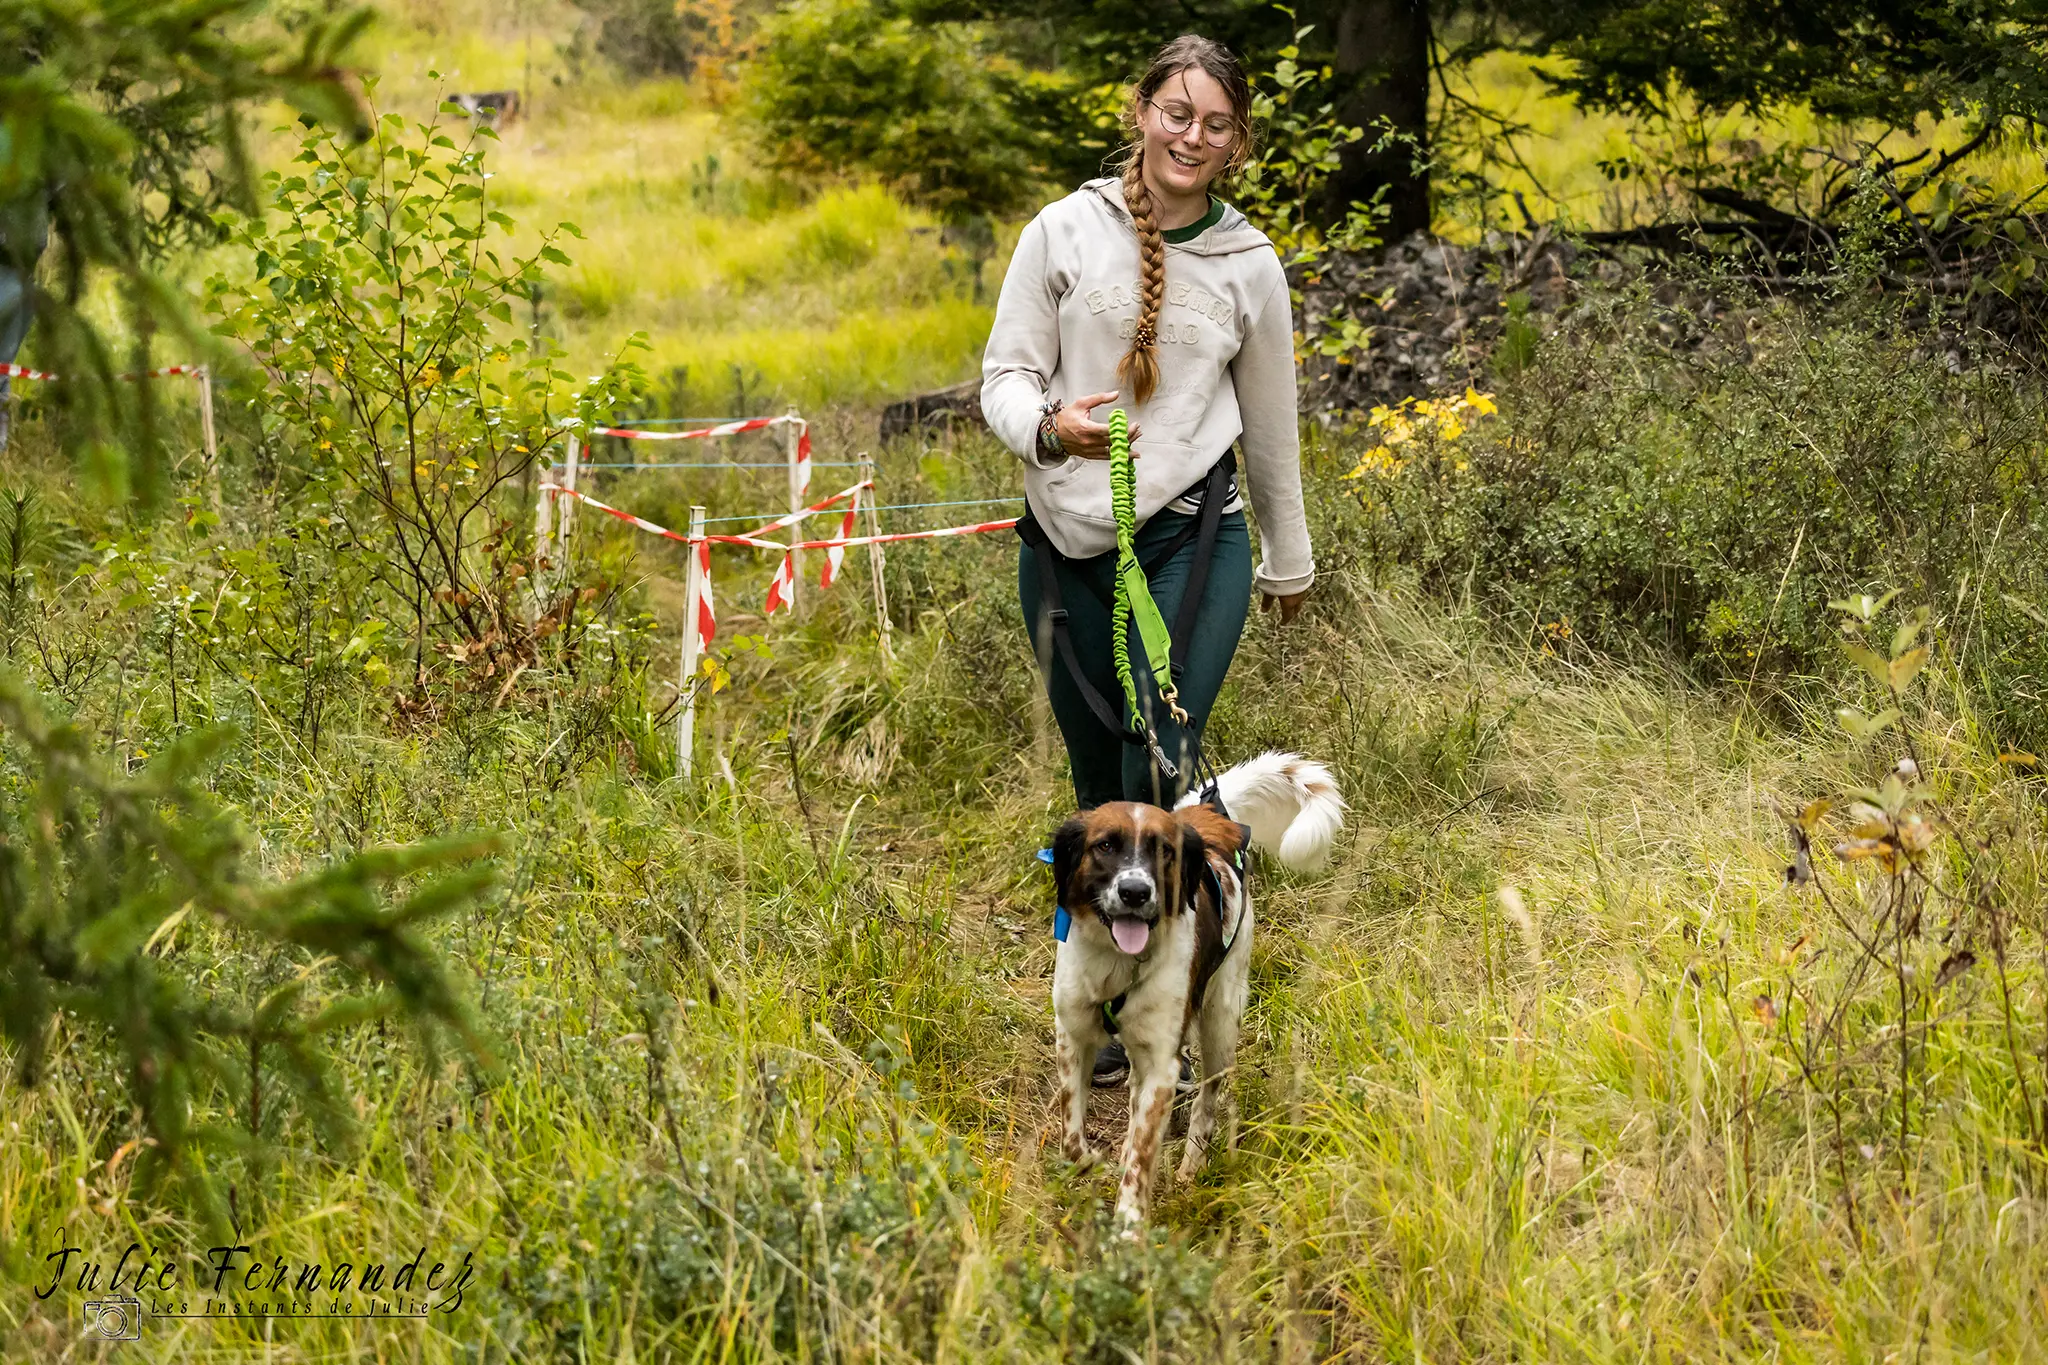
[1261, 589, 1309, 625]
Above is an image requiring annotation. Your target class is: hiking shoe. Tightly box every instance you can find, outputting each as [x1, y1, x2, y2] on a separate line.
[1091, 1041, 1128, 1088]
[1176, 1051, 1198, 1093]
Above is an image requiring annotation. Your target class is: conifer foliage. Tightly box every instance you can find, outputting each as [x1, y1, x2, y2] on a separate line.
[0, 674, 497, 1224]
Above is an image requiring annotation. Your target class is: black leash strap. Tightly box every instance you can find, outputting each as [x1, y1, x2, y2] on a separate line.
[1170, 449, 1233, 682]
[1021, 520, 1151, 749]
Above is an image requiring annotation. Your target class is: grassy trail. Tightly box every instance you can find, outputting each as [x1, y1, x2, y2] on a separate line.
[5, 429, 2044, 1360]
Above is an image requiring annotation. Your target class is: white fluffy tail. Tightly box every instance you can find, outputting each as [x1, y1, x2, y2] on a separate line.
[1177, 751, 1346, 872]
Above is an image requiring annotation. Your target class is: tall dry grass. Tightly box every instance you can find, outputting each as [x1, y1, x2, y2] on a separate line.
[5, 413, 2044, 1359]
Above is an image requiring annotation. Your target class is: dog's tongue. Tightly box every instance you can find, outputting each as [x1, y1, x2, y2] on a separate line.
[1110, 918, 1151, 955]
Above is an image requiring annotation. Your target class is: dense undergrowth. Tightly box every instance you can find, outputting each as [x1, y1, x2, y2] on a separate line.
[1345, 275, 2048, 751]
[6, 280, 2048, 1358]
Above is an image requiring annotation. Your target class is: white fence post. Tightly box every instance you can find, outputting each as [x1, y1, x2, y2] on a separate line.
[783, 408, 803, 613]
[533, 451, 554, 562]
[196, 365, 223, 518]
[557, 431, 581, 560]
[858, 452, 894, 660]
[678, 505, 707, 779]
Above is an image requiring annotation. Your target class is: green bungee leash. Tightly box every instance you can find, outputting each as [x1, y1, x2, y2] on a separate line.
[1107, 409, 1190, 741]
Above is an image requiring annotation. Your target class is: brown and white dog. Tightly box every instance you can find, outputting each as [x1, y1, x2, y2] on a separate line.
[1049, 751, 1345, 1226]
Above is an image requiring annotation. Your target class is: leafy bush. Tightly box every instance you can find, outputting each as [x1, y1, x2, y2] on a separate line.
[204, 84, 649, 698]
[740, 0, 1065, 221]
[1346, 284, 2048, 746]
[1235, 22, 1388, 266]
[2, 0, 369, 496]
[1001, 1220, 1225, 1363]
[570, 0, 745, 82]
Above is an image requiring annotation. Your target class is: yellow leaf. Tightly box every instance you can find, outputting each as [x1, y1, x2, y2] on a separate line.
[1797, 799, 1832, 831]
[1889, 646, 1928, 693]
[1837, 706, 1901, 739]
[144, 905, 191, 956]
[1841, 639, 1892, 688]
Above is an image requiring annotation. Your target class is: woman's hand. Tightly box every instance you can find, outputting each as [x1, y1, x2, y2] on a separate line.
[1261, 588, 1309, 625]
[1054, 391, 1141, 460]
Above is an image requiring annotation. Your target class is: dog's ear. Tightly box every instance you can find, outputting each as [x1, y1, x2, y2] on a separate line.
[1179, 816, 1208, 912]
[1051, 816, 1089, 908]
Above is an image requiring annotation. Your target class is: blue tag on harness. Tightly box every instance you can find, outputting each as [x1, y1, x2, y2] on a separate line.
[1038, 848, 1070, 941]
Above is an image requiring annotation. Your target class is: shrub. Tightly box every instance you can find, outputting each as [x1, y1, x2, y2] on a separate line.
[204, 83, 649, 698]
[0, 674, 495, 1227]
[1347, 284, 2048, 747]
[740, 0, 1061, 221]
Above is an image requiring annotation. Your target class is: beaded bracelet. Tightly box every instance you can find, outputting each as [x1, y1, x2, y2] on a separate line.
[1037, 397, 1064, 459]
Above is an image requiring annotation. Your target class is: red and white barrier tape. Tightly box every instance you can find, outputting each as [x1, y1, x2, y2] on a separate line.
[738, 478, 870, 539]
[693, 539, 716, 649]
[539, 484, 785, 551]
[544, 483, 1018, 555]
[763, 553, 796, 615]
[1, 362, 206, 382]
[757, 481, 864, 613]
[587, 416, 791, 441]
[820, 489, 858, 590]
[576, 415, 812, 495]
[540, 482, 1016, 640]
[778, 518, 1020, 552]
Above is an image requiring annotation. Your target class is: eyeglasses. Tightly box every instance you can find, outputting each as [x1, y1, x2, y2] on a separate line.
[1146, 98, 1240, 149]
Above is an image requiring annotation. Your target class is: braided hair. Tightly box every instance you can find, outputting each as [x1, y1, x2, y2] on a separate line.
[1115, 35, 1255, 406]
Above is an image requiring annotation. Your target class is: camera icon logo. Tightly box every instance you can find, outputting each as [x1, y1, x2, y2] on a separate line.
[82, 1296, 143, 1341]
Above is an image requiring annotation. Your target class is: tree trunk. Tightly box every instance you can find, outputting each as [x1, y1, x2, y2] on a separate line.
[1320, 0, 1433, 240]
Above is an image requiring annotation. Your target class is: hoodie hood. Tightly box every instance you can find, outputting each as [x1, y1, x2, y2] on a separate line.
[1083, 177, 1272, 257]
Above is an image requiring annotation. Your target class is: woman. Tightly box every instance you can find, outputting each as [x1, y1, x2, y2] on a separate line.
[983, 34, 1314, 814]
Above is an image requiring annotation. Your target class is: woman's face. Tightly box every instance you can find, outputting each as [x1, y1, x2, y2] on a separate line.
[1138, 66, 1240, 199]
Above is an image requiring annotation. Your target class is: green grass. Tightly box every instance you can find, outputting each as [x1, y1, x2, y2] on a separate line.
[327, 0, 1005, 415]
[4, 416, 2046, 1360]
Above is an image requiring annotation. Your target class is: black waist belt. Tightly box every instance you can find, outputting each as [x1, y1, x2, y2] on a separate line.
[1016, 448, 1237, 757]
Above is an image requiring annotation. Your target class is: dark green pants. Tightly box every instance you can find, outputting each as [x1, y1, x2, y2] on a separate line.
[1019, 509, 1253, 809]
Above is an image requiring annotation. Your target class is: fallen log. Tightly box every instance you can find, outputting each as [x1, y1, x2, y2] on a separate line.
[880, 380, 984, 443]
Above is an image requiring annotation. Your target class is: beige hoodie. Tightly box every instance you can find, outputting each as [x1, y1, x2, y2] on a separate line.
[981, 178, 1314, 596]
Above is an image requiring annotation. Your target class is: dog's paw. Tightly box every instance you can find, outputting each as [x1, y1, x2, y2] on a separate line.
[1061, 1136, 1106, 1170]
[1174, 1147, 1210, 1185]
